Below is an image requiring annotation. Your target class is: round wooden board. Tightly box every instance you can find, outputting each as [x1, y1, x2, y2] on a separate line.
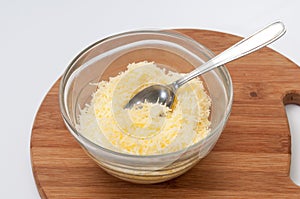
[31, 30, 300, 198]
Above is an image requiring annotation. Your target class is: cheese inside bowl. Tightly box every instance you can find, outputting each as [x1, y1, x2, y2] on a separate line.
[59, 30, 233, 184]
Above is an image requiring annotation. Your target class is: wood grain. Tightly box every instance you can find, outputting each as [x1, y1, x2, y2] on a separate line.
[31, 29, 300, 198]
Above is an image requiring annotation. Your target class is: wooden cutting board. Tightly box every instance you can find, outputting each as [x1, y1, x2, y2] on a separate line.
[31, 29, 300, 198]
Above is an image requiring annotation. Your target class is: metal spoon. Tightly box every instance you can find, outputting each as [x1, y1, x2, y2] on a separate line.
[125, 21, 286, 109]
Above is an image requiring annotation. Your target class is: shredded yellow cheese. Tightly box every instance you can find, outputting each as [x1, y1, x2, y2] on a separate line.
[77, 61, 211, 155]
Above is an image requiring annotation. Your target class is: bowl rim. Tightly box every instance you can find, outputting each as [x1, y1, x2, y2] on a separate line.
[59, 29, 233, 159]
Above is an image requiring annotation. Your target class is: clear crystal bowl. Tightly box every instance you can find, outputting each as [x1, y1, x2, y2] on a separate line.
[59, 30, 233, 184]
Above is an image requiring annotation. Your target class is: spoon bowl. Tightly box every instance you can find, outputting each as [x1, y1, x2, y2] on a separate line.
[125, 84, 176, 109]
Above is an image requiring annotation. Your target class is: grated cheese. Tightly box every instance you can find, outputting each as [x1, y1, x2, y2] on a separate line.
[77, 61, 211, 155]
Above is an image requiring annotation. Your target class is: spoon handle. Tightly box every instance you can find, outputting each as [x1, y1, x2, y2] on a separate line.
[173, 21, 286, 89]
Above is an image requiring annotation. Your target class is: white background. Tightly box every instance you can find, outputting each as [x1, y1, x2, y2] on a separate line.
[1, 1, 299, 198]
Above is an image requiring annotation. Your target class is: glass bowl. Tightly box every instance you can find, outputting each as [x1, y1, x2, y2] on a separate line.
[59, 30, 233, 184]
